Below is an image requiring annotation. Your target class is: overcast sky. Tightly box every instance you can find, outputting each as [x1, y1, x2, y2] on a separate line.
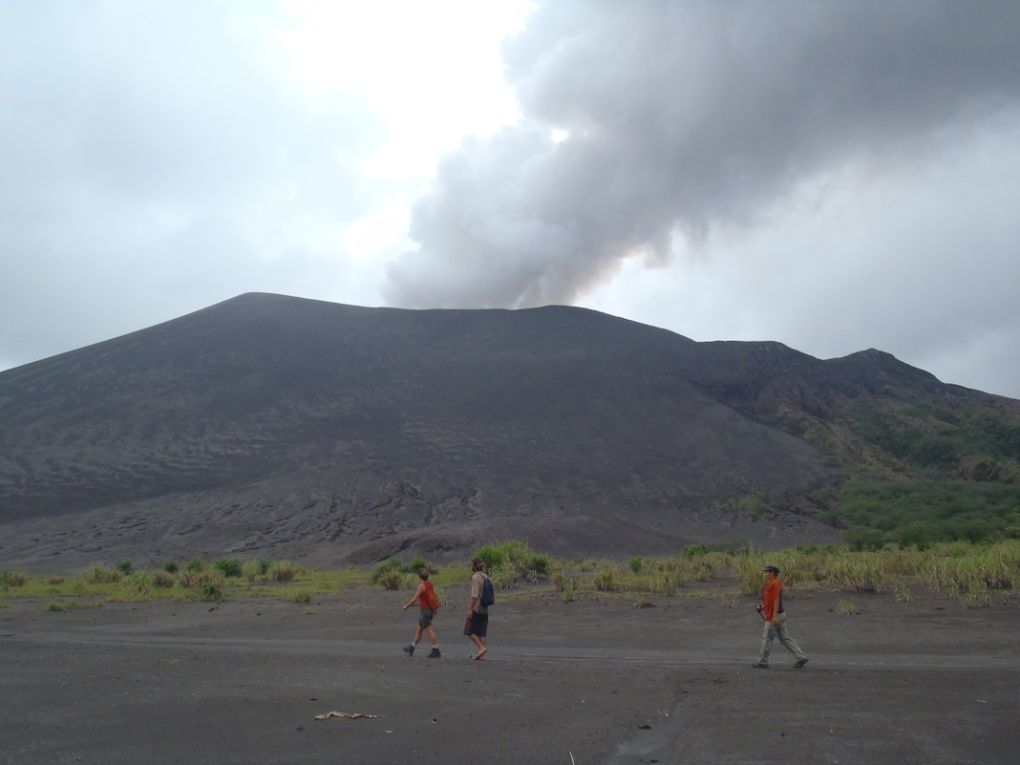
[2, 1, 1019, 399]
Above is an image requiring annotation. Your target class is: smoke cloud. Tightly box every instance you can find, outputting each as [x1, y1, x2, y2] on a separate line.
[385, 1, 1020, 309]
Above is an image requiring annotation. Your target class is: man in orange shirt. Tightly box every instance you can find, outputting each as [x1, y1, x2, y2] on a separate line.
[752, 565, 808, 669]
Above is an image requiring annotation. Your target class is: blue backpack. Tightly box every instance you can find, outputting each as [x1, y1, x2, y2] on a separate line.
[480, 576, 495, 607]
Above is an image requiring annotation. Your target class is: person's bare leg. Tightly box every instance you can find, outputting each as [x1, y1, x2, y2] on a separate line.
[425, 625, 438, 646]
[472, 635, 487, 660]
[470, 634, 487, 659]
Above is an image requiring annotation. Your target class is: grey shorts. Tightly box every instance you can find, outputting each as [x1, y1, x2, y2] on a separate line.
[418, 608, 434, 628]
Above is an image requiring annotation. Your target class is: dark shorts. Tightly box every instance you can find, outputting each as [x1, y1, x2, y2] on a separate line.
[468, 611, 488, 637]
[418, 608, 434, 628]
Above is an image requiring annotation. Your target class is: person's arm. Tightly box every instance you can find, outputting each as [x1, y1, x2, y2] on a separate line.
[762, 581, 780, 624]
[467, 576, 479, 616]
[402, 582, 425, 610]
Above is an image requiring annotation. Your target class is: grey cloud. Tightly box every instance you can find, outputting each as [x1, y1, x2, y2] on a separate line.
[0, 1, 385, 368]
[385, 0, 1020, 309]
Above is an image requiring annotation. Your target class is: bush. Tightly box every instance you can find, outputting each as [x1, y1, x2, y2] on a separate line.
[472, 540, 552, 588]
[178, 569, 224, 591]
[371, 559, 402, 583]
[292, 590, 313, 604]
[683, 540, 749, 558]
[116, 560, 134, 575]
[846, 527, 886, 552]
[163, 561, 178, 574]
[270, 561, 298, 582]
[375, 571, 402, 591]
[0, 571, 28, 588]
[896, 522, 937, 550]
[213, 558, 243, 578]
[83, 565, 122, 584]
[202, 582, 223, 602]
[152, 571, 176, 588]
[593, 563, 623, 592]
[628, 557, 644, 574]
[186, 558, 206, 572]
[527, 553, 553, 578]
[402, 556, 431, 575]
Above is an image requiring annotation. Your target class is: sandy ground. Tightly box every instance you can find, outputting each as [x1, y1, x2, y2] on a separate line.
[1, 582, 1018, 765]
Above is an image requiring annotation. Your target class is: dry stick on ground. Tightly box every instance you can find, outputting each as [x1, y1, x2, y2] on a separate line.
[312, 711, 384, 721]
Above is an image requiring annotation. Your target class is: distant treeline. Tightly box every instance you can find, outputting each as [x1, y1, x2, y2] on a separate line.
[818, 479, 1020, 549]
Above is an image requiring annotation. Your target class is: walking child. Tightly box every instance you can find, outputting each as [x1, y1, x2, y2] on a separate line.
[402, 568, 441, 658]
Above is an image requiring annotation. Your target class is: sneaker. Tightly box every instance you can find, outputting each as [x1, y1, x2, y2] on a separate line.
[794, 658, 809, 669]
[752, 661, 769, 669]
[402, 644, 415, 657]
[427, 648, 441, 659]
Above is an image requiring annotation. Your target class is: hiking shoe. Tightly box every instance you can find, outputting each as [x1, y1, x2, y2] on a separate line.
[427, 648, 441, 659]
[794, 658, 809, 669]
[403, 644, 415, 657]
[752, 661, 769, 669]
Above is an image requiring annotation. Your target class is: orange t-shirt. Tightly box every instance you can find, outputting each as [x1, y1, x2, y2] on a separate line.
[762, 578, 784, 621]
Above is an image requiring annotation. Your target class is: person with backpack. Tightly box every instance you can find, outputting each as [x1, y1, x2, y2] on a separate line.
[465, 556, 494, 660]
[402, 568, 441, 658]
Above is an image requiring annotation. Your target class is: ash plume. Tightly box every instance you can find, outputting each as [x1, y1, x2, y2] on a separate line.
[385, 0, 1020, 309]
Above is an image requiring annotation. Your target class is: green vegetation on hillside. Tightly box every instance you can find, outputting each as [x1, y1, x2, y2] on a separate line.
[819, 479, 1020, 549]
[763, 379, 1020, 542]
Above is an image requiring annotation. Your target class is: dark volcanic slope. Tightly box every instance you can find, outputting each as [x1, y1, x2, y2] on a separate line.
[1, 294, 844, 568]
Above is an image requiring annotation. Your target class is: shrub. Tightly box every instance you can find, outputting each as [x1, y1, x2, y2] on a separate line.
[371, 559, 402, 583]
[292, 590, 313, 604]
[47, 576, 64, 585]
[835, 599, 860, 615]
[152, 571, 176, 588]
[683, 540, 749, 558]
[375, 571, 402, 591]
[402, 556, 431, 575]
[257, 559, 272, 576]
[213, 558, 243, 578]
[270, 561, 298, 582]
[846, 527, 886, 552]
[593, 563, 623, 592]
[628, 557, 644, 574]
[896, 522, 937, 550]
[47, 602, 65, 612]
[894, 580, 912, 602]
[83, 565, 122, 584]
[116, 560, 134, 575]
[163, 561, 179, 574]
[202, 582, 223, 602]
[646, 572, 681, 595]
[0, 571, 28, 588]
[526, 553, 553, 578]
[553, 570, 578, 602]
[186, 558, 206, 572]
[178, 569, 224, 591]
[472, 540, 551, 588]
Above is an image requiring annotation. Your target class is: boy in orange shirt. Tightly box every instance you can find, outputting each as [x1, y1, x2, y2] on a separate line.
[752, 565, 808, 669]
